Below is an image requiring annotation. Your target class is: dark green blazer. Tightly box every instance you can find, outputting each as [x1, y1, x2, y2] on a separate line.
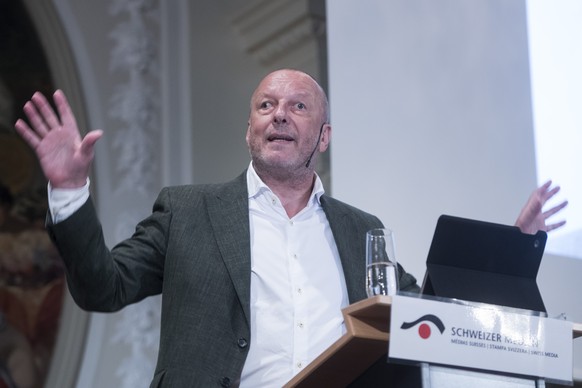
[47, 171, 418, 387]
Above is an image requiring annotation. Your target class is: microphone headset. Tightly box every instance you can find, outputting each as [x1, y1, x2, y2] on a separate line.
[305, 122, 327, 168]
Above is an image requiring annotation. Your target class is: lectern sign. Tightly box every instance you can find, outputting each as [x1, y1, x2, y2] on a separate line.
[389, 295, 573, 383]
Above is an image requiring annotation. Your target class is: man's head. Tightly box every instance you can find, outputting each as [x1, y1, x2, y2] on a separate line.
[246, 69, 331, 180]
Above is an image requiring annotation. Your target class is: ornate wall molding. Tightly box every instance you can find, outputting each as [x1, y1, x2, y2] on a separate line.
[230, 0, 326, 68]
[108, 0, 160, 194]
[107, 1, 162, 387]
[110, 295, 161, 388]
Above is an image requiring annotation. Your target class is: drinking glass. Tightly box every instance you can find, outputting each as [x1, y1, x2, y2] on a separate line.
[366, 228, 399, 297]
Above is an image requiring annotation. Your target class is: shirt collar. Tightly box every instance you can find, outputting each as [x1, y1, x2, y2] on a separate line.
[246, 162, 325, 205]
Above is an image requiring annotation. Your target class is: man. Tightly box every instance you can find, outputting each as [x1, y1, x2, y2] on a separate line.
[15, 69, 566, 387]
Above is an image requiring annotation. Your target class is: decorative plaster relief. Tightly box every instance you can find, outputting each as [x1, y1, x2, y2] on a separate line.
[230, 0, 326, 67]
[108, 0, 160, 194]
[111, 295, 161, 388]
[107, 1, 162, 387]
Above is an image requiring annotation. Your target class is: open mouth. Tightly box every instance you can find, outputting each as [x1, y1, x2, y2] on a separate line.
[267, 134, 294, 142]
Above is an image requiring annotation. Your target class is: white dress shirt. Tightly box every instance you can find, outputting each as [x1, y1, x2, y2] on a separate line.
[47, 180, 90, 223]
[240, 164, 349, 387]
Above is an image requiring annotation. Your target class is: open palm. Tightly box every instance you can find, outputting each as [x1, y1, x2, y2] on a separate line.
[515, 180, 568, 234]
[15, 90, 102, 188]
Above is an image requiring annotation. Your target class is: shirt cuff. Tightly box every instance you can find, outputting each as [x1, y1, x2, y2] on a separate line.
[48, 179, 91, 223]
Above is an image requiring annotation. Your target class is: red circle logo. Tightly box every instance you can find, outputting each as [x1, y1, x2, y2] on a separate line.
[418, 323, 431, 339]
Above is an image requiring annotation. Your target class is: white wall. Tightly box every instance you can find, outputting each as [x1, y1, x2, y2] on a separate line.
[328, 0, 536, 282]
[327, 0, 581, 380]
[527, 0, 582, 260]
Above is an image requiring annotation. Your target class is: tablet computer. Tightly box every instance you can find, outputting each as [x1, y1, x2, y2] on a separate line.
[421, 214, 548, 313]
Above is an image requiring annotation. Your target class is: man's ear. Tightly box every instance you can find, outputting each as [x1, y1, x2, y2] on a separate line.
[245, 121, 251, 145]
[318, 123, 332, 152]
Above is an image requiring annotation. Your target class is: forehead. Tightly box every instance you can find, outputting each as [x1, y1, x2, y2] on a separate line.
[253, 71, 320, 101]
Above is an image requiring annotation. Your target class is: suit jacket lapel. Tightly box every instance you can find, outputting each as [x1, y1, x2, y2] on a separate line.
[321, 196, 368, 303]
[206, 172, 252, 326]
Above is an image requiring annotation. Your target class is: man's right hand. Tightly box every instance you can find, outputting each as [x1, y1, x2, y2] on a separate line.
[15, 90, 103, 189]
[514, 180, 568, 235]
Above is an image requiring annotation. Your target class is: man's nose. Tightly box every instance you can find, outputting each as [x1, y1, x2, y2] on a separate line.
[273, 105, 288, 124]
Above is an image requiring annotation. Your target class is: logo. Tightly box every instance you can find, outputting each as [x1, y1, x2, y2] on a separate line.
[400, 314, 445, 339]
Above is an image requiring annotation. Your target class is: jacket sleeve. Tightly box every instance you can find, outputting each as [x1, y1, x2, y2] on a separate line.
[46, 190, 171, 312]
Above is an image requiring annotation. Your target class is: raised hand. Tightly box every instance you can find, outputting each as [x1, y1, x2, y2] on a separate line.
[14, 90, 103, 188]
[514, 180, 568, 235]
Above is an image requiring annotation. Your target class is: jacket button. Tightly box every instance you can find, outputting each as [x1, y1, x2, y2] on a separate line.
[237, 338, 248, 348]
[220, 377, 231, 387]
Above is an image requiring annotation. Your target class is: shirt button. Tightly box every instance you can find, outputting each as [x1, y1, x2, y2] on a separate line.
[298, 322, 304, 329]
[237, 338, 248, 348]
[297, 288, 302, 294]
[289, 220, 294, 226]
[296, 362, 303, 369]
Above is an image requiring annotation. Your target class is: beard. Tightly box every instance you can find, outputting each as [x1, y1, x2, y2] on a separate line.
[248, 140, 317, 182]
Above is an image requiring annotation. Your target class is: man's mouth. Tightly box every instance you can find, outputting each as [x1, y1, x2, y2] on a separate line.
[267, 134, 294, 142]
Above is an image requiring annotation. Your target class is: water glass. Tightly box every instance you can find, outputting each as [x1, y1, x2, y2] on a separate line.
[366, 228, 399, 297]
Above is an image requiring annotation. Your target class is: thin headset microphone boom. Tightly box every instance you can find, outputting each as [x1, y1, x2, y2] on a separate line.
[305, 122, 326, 168]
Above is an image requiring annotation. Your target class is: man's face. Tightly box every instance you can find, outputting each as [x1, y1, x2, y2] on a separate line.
[246, 70, 330, 175]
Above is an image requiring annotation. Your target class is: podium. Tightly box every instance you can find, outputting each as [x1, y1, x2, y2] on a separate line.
[284, 296, 582, 388]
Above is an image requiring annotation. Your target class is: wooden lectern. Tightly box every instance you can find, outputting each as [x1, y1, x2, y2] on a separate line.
[284, 296, 582, 388]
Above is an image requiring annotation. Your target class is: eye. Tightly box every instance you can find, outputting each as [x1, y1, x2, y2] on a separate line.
[259, 101, 272, 109]
[400, 314, 445, 339]
[296, 102, 306, 110]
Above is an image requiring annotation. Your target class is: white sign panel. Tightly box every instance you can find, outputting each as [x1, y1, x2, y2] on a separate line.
[389, 295, 573, 383]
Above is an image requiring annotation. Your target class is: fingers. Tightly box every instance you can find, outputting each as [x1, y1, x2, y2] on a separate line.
[22, 98, 51, 138]
[543, 200, 568, 219]
[32, 91, 62, 129]
[14, 119, 41, 149]
[54, 89, 79, 132]
[546, 220, 566, 232]
[543, 184, 561, 202]
[19, 91, 61, 140]
[539, 180, 552, 191]
[18, 90, 85, 143]
[516, 180, 568, 234]
[534, 180, 555, 197]
[80, 130, 104, 157]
